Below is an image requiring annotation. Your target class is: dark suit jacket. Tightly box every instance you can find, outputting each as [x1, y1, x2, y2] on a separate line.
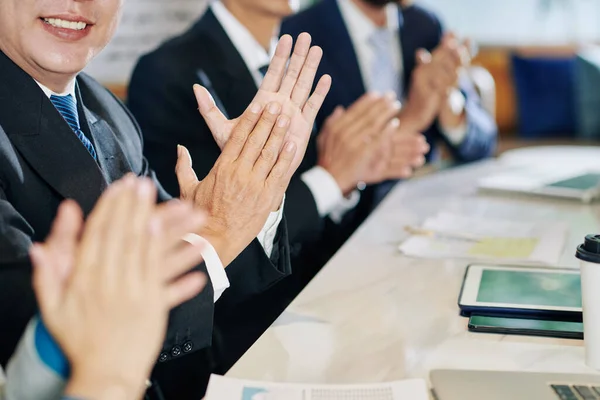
[128, 9, 338, 379]
[0, 48, 218, 368]
[0, 44, 291, 391]
[282, 0, 498, 219]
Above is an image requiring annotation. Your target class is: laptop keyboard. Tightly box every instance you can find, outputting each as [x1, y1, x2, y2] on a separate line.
[552, 384, 600, 399]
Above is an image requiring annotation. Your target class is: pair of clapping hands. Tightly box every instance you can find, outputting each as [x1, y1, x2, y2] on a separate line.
[314, 36, 472, 194]
[27, 33, 328, 400]
[401, 32, 472, 132]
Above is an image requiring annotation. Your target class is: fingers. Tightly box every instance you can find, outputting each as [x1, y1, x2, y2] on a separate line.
[166, 272, 207, 309]
[265, 142, 297, 190]
[278, 33, 312, 98]
[43, 199, 84, 281]
[167, 236, 207, 281]
[355, 96, 402, 140]
[124, 178, 157, 282]
[238, 102, 283, 169]
[252, 110, 291, 178]
[175, 145, 200, 197]
[220, 102, 264, 161]
[31, 244, 62, 316]
[416, 48, 432, 65]
[260, 35, 293, 92]
[302, 74, 332, 123]
[290, 46, 323, 107]
[45, 199, 84, 251]
[194, 84, 229, 146]
[100, 176, 139, 282]
[77, 178, 125, 275]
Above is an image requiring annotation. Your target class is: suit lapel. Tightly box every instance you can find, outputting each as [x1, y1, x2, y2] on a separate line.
[195, 10, 258, 118]
[0, 51, 107, 214]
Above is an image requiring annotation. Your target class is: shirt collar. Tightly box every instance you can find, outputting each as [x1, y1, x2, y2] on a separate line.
[35, 79, 77, 103]
[210, 0, 276, 75]
[337, 0, 400, 42]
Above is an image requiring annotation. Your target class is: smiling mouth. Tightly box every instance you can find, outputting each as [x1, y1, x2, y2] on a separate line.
[41, 17, 88, 31]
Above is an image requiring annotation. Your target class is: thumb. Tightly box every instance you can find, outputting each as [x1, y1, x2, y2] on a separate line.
[175, 145, 199, 196]
[326, 106, 345, 125]
[416, 48, 432, 65]
[193, 84, 229, 145]
[31, 244, 62, 315]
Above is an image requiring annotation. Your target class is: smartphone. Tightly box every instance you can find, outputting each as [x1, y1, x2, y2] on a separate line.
[458, 264, 582, 321]
[468, 315, 583, 340]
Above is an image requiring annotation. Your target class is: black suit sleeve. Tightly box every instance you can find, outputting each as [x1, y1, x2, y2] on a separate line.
[0, 186, 38, 366]
[128, 54, 292, 306]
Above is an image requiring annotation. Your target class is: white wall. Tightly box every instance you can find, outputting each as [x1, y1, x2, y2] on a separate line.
[86, 0, 210, 84]
[415, 0, 600, 46]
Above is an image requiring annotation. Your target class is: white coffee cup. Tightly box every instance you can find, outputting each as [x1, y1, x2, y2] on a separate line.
[576, 234, 600, 370]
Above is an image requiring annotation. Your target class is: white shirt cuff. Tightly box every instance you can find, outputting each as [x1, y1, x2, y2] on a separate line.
[183, 234, 230, 302]
[440, 88, 468, 145]
[256, 195, 285, 257]
[301, 166, 360, 223]
[329, 189, 360, 224]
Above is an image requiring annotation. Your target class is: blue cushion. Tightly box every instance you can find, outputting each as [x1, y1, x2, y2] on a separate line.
[511, 54, 576, 138]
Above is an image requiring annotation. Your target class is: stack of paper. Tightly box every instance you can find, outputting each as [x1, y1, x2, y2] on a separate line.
[399, 212, 568, 265]
[204, 374, 429, 400]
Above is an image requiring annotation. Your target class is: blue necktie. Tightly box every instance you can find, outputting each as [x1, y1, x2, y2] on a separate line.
[50, 94, 98, 160]
[368, 28, 401, 97]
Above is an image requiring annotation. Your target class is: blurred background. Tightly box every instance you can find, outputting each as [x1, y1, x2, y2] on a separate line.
[89, 0, 600, 153]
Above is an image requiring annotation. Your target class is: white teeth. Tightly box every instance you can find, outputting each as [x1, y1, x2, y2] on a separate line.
[43, 18, 87, 31]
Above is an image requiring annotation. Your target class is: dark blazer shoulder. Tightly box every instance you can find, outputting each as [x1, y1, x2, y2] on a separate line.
[401, 4, 443, 49]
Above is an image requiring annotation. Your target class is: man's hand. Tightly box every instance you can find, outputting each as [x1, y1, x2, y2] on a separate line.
[176, 102, 298, 267]
[400, 32, 470, 132]
[195, 33, 331, 174]
[317, 92, 401, 195]
[30, 176, 208, 400]
[362, 122, 430, 183]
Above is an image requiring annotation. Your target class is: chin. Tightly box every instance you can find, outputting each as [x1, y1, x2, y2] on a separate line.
[34, 48, 94, 77]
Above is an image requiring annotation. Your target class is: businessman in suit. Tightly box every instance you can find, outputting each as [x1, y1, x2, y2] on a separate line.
[282, 0, 498, 219]
[0, 0, 329, 398]
[128, 0, 430, 371]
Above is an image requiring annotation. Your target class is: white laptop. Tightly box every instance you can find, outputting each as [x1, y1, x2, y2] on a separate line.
[431, 369, 600, 400]
[477, 168, 600, 203]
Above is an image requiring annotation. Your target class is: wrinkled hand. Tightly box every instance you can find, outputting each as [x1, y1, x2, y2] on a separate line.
[317, 92, 401, 195]
[30, 176, 207, 400]
[195, 33, 331, 174]
[176, 101, 297, 267]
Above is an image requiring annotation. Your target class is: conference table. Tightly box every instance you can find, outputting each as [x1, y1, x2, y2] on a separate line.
[227, 146, 600, 391]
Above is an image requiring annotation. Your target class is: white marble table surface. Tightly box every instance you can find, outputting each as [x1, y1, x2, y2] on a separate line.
[227, 154, 600, 388]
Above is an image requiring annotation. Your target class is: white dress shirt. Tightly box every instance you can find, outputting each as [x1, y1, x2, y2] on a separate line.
[212, 0, 360, 223]
[337, 0, 468, 145]
[36, 80, 231, 302]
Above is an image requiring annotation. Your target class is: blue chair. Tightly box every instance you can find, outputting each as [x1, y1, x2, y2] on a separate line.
[511, 54, 577, 138]
[574, 47, 600, 140]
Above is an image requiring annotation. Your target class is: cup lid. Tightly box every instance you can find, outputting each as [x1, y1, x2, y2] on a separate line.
[576, 234, 600, 263]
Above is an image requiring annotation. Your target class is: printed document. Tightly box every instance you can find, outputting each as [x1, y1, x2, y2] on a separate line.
[204, 374, 429, 400]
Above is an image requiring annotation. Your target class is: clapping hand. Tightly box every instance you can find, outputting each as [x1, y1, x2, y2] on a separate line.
[30, 176, 207, 400]
[176, 33, 332, 266]
[195, 33, 332, 174]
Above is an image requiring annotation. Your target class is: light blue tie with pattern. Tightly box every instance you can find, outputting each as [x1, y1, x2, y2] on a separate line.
[368, 28, 401, 97]
[50, 94, 98, 160]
